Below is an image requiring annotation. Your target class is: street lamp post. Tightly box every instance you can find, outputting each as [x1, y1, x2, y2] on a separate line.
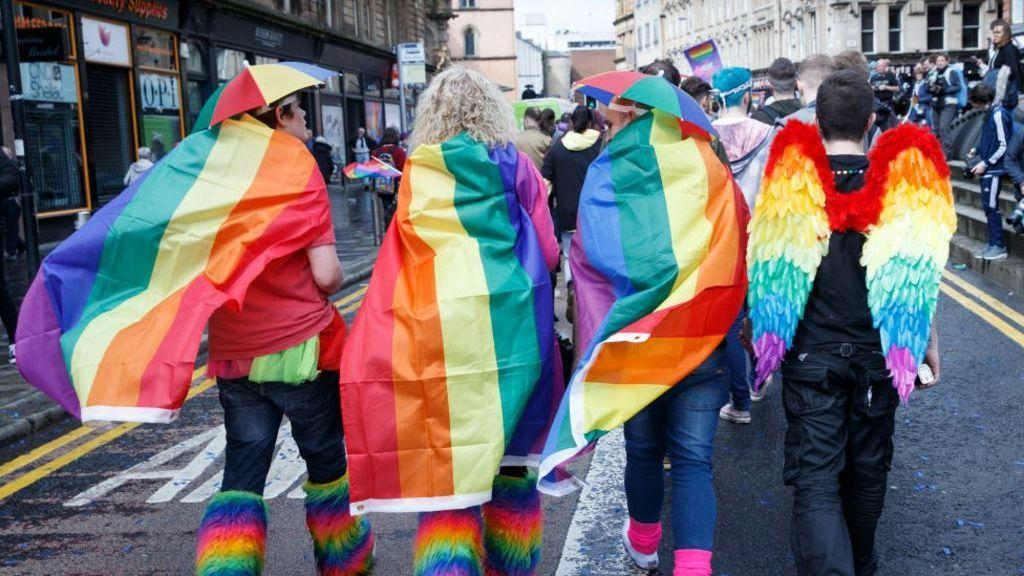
[1, 0, 40, 277]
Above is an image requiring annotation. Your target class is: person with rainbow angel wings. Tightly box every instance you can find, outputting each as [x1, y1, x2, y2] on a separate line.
[747, 70, 954, 575]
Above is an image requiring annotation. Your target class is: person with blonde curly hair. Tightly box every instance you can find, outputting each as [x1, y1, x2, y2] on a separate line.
[340, 66, 561, 576]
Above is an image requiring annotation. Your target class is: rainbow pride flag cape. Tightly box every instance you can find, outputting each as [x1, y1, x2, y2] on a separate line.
[16, 115, 331, 423]
[748, 121, 955, 402]
[340, 134, 561, 514]
[538, 111, 748, 484]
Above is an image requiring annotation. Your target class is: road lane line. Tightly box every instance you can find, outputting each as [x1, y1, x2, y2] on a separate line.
[0, 286, 367, 502]
[942, 270, 1024, 329]
[0, 378, 216, 502]
[940, 282, 1024, 348]
[0, 367, 209, 480]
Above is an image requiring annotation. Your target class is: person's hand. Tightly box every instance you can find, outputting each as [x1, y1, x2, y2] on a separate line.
[1018, 182, 1024, 197]
[918, 338, 941, 389]
[971, 162, 988, 176]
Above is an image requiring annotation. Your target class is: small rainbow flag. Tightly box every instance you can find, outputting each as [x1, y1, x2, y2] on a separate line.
[16, 115, 332, 423]
[343, 157, 402, 179]
[683, 39, 724, 82]
[340, 134, 561, 513]
[538, 111, 748, 482]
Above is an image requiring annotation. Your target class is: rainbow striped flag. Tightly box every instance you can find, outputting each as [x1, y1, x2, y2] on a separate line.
[538, 111, 747, 483]
[16, 115, 332, 423]
[340, 135, 560, 513]
[683, 39, 724, 82]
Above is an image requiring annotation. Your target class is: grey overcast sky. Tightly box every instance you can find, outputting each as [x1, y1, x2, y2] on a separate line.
[514, 0, 615, 38]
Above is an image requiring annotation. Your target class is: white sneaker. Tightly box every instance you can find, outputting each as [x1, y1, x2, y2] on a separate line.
[750, 373, 772, 402]
[621, 519, 659, 570]
[719, 403, 751, 424]
[7, 344, 14, 365]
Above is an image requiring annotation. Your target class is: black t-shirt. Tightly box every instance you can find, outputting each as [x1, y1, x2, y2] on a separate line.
[870, 71, 898, 104]
[791, 154, 882, 352]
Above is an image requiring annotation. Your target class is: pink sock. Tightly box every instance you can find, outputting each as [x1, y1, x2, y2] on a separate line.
[626, 518, 661, 555]
[674, 549, 712, 576]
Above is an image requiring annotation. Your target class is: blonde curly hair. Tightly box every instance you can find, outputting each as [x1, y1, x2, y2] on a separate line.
[408, 66, 517, 151]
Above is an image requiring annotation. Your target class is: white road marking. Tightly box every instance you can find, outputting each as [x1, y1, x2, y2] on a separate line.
[555, 428, 628, 576]
[65, 422, 312, 506]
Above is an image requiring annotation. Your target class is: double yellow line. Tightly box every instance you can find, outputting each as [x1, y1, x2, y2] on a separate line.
[940, 270, 1024, 348]
[0, 284, 369, 502]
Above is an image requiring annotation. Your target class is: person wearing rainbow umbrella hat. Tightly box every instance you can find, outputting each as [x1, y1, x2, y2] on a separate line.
[14, 62, 373, 575]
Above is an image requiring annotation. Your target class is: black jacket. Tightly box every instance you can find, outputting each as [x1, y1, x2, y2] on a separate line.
[541, 132, 602, 233]
[312, 141, 335, 184]
[0, 152, 19, 200]
[751, 98, 802, 126]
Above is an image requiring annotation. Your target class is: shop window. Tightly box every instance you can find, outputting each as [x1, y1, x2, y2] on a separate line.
[322, 72, 342, 94]
[344, 72, 362, 96]
[134, 27, 176, 70]
[15, 4, 73, 61]
[23, 63, 86, 212]
[217, 48, 247, 83]
[86, 65, 134, 205]
[139, 73, 181, 161]
[187, 80, 208, 129]
[364, 76, 382, 98]
[186, 40, 207, 75]
[255, 55, 279, 65]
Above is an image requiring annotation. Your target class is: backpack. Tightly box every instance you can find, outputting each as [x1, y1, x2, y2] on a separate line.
[953, 67, 968, 108]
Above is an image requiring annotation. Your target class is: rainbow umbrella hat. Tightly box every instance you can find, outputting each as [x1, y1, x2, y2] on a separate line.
[574, 70, 717, 140]
[193, 61, 336, 132]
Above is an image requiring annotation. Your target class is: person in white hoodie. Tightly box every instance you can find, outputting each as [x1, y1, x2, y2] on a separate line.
[123, 147, 154, 186]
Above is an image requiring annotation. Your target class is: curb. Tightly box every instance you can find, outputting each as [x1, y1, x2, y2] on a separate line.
[0, 263, 376, 449]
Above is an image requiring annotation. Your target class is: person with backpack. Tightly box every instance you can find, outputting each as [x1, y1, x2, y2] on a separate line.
[371, 127, 407, 217]
[0, 148, 19, 363]
[752, 58, 802, 126]
[928, 54, 964, 145]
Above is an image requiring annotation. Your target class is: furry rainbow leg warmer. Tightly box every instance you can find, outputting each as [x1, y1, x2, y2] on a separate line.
[481, 472, 543, 576]
[304, 475, 374, 576]
[195, 490, 269, 576]
[412, 508, 485, 576]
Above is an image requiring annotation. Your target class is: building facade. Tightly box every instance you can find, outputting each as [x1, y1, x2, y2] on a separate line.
[3, 0, 445, 242]
[634, 0, 663, 68]
[447, 0, 517, 98]
[516, 31, 544, 96]
[664, 1, 1000, 75]
[614, 0, 636, 70]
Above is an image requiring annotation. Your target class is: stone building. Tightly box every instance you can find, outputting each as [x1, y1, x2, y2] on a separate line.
[614, 0, 636, 70]
[447, 0, 517, 99]
[635, 0, 664, 68]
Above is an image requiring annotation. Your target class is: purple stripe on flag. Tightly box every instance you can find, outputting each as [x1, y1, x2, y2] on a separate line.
[15, 275, 80, 418]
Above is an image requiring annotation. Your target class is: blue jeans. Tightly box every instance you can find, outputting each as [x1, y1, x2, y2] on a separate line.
[218, 371, 346, 494]
[980, 174, 1006, 248]
[726, 311, 752, 410]
[623, 346, 729, 551]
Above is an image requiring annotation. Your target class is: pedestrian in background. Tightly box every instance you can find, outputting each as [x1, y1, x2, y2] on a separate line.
[681, 75, 715, 117]
[980, 19, 1022, 111]
[122, 147, 154, 187]
[542, 105, 603, 285]
[968, 82, 1012, 260]
[641, 58, 682, 86]
[0, 146, 19, 363]
[710, 66, 770, 425]
[751, 58, 801, 125]
[371, 126, 407, 218]
[1000, 118, 1024, 202]
[349, 127, 376, 164]
[540, 107, 557, 136]
[869, 58, 900, 132]
[928, 53, 964, 144]
[0, 147, 22, 262]
[311, 135, 335, 184]
[909, 60, 935, 127]
[515, 106, 553, 171]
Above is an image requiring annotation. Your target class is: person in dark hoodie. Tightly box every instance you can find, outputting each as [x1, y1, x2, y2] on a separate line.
[541, 105, 603, 284]
[751, 58, 802, 125]
[310, 136, 335, 184]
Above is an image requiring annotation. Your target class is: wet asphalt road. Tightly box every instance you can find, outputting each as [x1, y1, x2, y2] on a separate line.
[1, 267, 1022, 575]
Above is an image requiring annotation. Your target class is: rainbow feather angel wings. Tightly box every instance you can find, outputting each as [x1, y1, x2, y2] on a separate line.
[538, 110, 748, 483]
[748, 121, 956, 402]
[16, 115, 332, 422]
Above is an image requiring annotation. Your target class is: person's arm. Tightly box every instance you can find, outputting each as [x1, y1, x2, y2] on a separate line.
[540, 144, 555, 183]
[1003, 128, 1024, 185]
[919, 322, 941, 388]
[943, 70, 961, 96]
[306, 244, 343, 294]
[986, 108, 1009, 167]
[516, 152, 559, 272]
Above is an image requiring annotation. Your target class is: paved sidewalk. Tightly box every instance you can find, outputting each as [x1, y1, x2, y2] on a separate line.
[0, 182, 382, 447]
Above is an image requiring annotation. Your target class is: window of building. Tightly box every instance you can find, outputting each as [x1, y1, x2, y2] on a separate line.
[460, 0, 475, 7]
[464, 27, 477, 57]
[217, 48, 246, 84]
[962, 2, 981, 48]
[861, 6, 875, 53]
[888, 5, 901, 52]
[645, 22, 650, 48]
[653, 22, 659, 45]
[927, 5, 944, 50]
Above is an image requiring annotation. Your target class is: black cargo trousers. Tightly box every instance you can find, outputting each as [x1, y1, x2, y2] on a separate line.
[781, 344, 900, 576]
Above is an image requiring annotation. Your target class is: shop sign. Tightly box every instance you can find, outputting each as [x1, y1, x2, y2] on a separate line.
[17, 25, 69, 62]
[60, 0, 176, 23]
[254, 26, 284, 49]
[139, 73, 179, 112]
[397, 42, 426, 85]
[81, 16, 131, 66]
[21, 62, 78, 104]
